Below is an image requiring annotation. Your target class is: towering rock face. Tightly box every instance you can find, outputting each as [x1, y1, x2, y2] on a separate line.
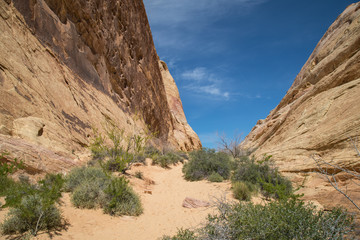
[242, 2, 360, 209]
[0, 0, 201, 173]
[159, 61, 202, 151]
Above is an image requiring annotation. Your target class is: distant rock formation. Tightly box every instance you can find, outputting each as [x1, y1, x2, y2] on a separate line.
[242, 2, 360, 210]
[0, 0, 201, 173]
[159, 61, 202, 151]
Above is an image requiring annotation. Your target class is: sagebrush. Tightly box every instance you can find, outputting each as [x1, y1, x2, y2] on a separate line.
[182, 148, 231, 181]
[164, 199, 354, 240]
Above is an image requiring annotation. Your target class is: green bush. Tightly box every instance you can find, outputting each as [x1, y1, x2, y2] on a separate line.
[71, 182, 107, 209]
[161, 228, 196, 240]
[144, 145, 161, 158]
[90, 126, 150, 173]
[0, 152, 24, 177]
[152, 152, 184, 168]
[103, 177, 143, 216]
[0, 151, 24, 196]
[200, 200, 354, 240]
[1, 173, 64, 236]
[232, 181, 252, 201]
[65, 167, 109, 209]
[182, 148, 231, 181]
[0, 176, 17, 197]
[231, 156, 293, 200]
[64, 167, 109, 192]
[1, 194, 62, 235]
[208, 172, 224, 182]
[65, 166, 143, 217]
[167, 199, 354, 240]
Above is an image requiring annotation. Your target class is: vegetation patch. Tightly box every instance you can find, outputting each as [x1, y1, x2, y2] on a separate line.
[232, 181, 252, 201]
[103, 177, 143, 216]
[182, 148, 231, 181]
[163, 199, 354, 240]
[207, 172, 224, 182]
[89, 125, 152, 173]
[65, 166, 143, 216]
[231, 155, 293, 200]
[1, 171, 65, 236]
[146, 145, 187, 168]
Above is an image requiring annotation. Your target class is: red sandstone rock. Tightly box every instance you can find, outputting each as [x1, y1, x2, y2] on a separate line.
[242, 2, 360, 210]
[0, 0, 201, 173]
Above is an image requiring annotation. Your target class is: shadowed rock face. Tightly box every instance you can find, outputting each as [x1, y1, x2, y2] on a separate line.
[0, 0, 201, 173]
[242, 2, 360, 210]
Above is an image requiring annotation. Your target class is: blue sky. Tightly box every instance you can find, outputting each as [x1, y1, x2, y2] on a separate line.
[143, 0, 357, 148]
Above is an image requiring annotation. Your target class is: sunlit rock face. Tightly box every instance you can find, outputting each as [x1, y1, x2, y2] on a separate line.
[0, 0, 201, 173]
[242, 2, 360, 210]
[159, 60, 202, 151]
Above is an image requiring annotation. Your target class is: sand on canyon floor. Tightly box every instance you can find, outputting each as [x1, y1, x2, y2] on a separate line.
[0, 162, 240, 240]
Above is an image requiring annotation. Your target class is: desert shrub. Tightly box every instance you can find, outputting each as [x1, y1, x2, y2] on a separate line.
[232, 181, 252, 201]
[0, 152, 24, 177]
[146, 145, 187, 168]
[199, 200, 354, 240]
[71, 181, 107, 209]
[182, 148, 231, 181]
[64, 166, 109, 192]
[208, 172, 224, 182]
[1, 194, 62, 235]
[144, 145, 161, 158]
[65, 166, 143, 216]
[0, 176, 17, 197]
[161, 228, 197, 240]
[90, 126, 152, 173]
[65, 167, 109, 209]
[152, 155, 169, 168]
[167, 199, 354, 240]
[231, 155, 293, 200]
[134, 171, 143, 179]
[0, 152, 24, 196]
[1, 173, 64, 236]
[152, 152, 184, 168]
[175, 151, 189, 160]
[103, 177, 143, 216]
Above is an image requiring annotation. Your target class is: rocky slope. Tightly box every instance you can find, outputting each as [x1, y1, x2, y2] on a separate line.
[242, 2, 360, 209]
[0, 0, 201, 173]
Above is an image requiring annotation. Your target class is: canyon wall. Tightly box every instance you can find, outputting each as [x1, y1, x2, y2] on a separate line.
[0, 0, 201, 173]
[242, 2, 360, 209]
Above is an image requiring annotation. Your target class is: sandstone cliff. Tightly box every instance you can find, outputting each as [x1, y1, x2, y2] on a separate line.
[242, 2, 360, 209]
[159, 60, 202, 151]
[0, 0, 201, 173]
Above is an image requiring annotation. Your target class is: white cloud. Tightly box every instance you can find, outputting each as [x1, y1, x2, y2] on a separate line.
[181, 67, 230, 100]
[144, 0, 267, 27]
[181, 67, 207, 81]
[143, 0, 268, 50]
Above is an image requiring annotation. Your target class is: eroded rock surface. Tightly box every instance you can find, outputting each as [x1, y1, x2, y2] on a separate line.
[159, 61, 202, 151]
[242, 2, 360, 210]
[0, 0, 200, 173]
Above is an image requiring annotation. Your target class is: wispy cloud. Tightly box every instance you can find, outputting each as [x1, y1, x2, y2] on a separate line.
[143, 0, 268, 50]
[181, 67, 207, 82]
[181, 67, 230, 100]
[144, 0, 267, 27]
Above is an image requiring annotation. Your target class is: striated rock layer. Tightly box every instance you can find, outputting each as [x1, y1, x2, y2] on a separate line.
[0, 0, 201, 173]
[159, 60, 202, 151]
[242, 2, 360, 210]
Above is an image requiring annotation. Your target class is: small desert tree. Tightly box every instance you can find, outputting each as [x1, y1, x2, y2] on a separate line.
[218, 132, 247, 159]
